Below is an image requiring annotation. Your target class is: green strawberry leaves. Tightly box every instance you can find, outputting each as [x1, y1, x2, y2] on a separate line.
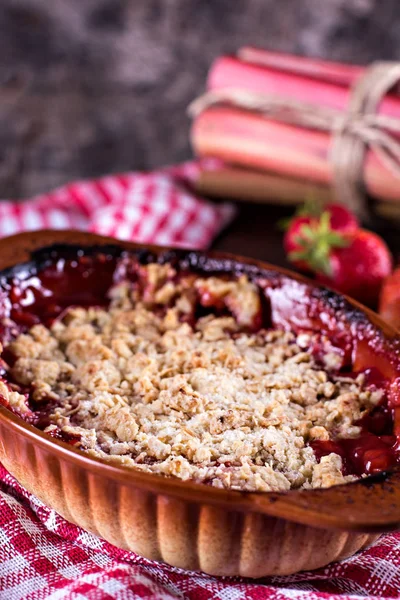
[288, 212, 350, 276]
[278, 196, 325, 231]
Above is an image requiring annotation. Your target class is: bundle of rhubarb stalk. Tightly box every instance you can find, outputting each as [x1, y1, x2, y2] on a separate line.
[190, 47, 400, 223]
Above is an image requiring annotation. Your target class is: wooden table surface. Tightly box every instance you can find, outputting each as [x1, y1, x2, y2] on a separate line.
[212, 203, 290, 267]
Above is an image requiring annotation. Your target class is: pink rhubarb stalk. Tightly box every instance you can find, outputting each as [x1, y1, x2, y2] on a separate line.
[208, 56, 400, 120]
[238, 47, 364, 87]
[191, 107, 400, 204]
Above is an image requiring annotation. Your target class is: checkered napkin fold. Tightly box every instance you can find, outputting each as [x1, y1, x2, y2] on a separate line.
[0, 161, 234, 248]
[0, 162, 399, 599]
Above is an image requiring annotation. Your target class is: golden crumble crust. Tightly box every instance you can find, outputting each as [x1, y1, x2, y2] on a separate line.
[5, 264, 383, 492]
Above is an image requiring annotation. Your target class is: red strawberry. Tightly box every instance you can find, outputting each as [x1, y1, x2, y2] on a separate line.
[379, 267, 400, 330]
[283, 216, 315, 272]
[314, 229, 392, 306]
[323, 203, 359, 233]
[283, 203, 358, 272]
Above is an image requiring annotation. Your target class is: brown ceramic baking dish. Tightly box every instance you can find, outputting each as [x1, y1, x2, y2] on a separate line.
[0, 229, 400, 578]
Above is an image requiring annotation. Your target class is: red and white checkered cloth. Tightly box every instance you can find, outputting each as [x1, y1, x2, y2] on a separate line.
[0, 160, 234, 249]
[0, 162, 400, 598]
[1, 462, 400, 600]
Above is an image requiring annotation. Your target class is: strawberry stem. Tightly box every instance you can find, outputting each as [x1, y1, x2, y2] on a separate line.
[288, 211, 350, 275]
[279, 195, 325, 232]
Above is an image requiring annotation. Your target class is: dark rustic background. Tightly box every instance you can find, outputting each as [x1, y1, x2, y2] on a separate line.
[1, 0, 399, 198]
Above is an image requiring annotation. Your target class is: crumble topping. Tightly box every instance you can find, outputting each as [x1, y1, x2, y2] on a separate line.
[3, 264, 383, 492]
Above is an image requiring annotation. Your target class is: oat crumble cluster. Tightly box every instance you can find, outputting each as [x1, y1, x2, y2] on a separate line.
[2, 263, 383, 492]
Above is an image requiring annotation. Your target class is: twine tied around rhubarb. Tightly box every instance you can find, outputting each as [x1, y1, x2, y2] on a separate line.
[189, 61, 400, 219]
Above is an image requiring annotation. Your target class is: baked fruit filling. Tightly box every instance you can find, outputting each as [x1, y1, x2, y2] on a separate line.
[0, 250, 398, 493]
